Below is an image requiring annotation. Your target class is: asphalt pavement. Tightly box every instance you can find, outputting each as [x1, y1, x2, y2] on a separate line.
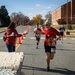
[0, 26, 75, 75]
[15, 26, 75, 75]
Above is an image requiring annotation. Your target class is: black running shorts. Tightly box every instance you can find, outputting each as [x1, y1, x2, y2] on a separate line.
[44, 44, 56, 53]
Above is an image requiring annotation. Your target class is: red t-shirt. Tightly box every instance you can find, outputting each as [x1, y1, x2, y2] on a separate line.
[5, 28, 22, 46]
[43, 27, 60, 46]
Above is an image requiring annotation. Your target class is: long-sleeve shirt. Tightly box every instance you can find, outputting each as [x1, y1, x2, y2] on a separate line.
[5, 28, 22, 46]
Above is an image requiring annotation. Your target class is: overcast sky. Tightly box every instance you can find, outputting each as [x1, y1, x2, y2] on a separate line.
[0, 0, 70, 19]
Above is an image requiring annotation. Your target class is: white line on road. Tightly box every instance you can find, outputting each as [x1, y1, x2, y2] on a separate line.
[0, 37, 3, 39]
[0, 37, 75, 40]
[30, 37, 75, 40]
[30, 37, 45, 39]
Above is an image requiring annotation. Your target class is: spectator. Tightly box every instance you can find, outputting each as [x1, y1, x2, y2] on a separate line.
[5, 22, 22, 52]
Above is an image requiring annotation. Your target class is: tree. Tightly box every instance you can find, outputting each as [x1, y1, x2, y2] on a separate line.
[10, 12, 30, 25]
[0, 6, 11, 27]
[10, 12, 21, 24]
[32, 14, 42, 25]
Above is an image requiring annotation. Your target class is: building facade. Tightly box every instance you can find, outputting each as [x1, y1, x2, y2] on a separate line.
[52, 0, 75, 25]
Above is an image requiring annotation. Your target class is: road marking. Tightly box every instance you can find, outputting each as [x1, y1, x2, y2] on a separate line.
[16, 44, 20, 50]
[30, 37, 35, 39]
[16, 38, 25, 51]
[0, 37, 3, 39]
[0, 37, 75, 40]
[70, 38, 75, 40]
[30, 37, 45, 39]
[30, 37, 75, 40]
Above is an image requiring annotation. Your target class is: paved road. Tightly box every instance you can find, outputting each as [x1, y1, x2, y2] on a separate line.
[0, 26, 75, 75]
[17, 26, 75, 75]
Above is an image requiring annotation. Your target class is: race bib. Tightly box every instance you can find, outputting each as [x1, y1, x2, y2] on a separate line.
[35, 34, 41, 38]
[47, 38, 56, 46]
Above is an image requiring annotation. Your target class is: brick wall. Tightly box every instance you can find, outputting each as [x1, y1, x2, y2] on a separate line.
[52, 0, 75, 25]
[71, 0, 75, 23]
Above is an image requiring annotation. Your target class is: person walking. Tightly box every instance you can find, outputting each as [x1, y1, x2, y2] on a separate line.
[59, 25, 65, 43]
[42, 22, 61, 71]
[4, 22, 22, 52]
[33, 23, 42, 49]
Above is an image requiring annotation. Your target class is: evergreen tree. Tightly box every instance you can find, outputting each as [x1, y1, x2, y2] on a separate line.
[0, 6, 11, 27]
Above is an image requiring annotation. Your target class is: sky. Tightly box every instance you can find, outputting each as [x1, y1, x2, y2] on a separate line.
[0, 0, 70, 19]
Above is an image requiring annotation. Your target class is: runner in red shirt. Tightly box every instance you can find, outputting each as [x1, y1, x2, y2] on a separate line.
[33, 23, 42, 49]
[43, 22, 61, 71]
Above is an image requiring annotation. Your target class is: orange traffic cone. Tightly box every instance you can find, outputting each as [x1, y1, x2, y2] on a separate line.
[18, 37, 22, 44]
[24, 33, 26, 37]
[21, 35, 24, 40]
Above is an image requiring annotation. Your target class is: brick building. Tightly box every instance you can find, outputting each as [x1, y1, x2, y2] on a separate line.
[52, 0, 75, 25]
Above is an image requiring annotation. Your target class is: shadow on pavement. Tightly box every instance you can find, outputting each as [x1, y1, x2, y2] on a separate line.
[52, 68, 75, 75]
[22, 65, 75, 75]
[20, 72, 25, 75]
[22, 65, 46, 71]
[57, 48, 75, 51]
[63, 42, 75, 44]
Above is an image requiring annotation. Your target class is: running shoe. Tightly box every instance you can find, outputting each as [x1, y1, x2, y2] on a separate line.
[47, 66, 50, 71]
[36, 47, 38, 49]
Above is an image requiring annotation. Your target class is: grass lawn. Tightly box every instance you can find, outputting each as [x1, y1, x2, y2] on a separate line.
[52, 25, 75, 38]
[66, 33, 75, 38]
